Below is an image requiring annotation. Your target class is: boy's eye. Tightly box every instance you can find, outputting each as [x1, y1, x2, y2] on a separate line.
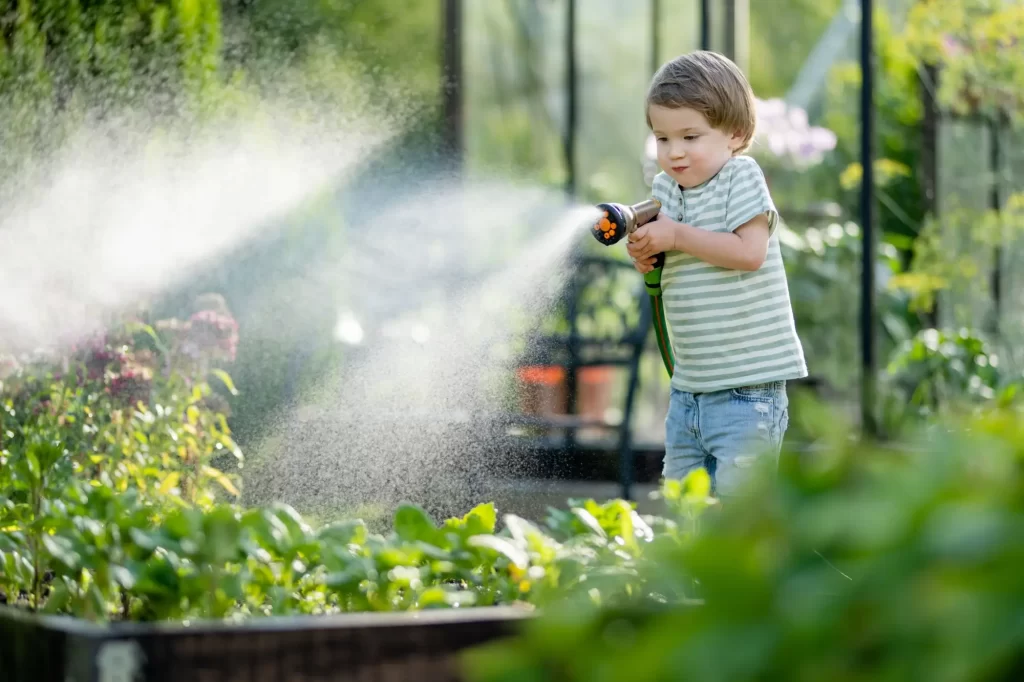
[656, 137, 667, 142]
[684, 135, 699, 141]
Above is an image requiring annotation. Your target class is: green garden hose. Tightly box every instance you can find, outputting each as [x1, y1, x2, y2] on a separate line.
[643, 253, 675, 377]
[592, 200, 675, 378]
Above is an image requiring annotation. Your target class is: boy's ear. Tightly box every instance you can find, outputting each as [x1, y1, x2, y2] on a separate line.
[728, 131, 744, 150]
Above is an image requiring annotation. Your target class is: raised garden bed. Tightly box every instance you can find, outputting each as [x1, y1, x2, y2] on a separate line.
[0, 605, 532, 682]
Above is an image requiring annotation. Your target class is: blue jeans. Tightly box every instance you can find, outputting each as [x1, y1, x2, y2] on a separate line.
[664, 381, 789, 497]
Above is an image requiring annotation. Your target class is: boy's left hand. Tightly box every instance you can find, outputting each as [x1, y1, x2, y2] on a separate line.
[627, 213, 679, 262]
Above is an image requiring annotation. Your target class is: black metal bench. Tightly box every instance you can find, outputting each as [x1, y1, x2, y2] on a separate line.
[505, 252, 654, 499]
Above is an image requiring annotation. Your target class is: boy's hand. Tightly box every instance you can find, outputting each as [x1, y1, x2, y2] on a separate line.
[629, 254, 658, 274]
[627, 214, 679, 264]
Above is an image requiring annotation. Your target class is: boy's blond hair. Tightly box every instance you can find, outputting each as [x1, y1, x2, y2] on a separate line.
[646, 51, 757, 155]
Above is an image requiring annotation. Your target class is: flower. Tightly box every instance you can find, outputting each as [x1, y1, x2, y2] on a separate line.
[752, 98, 836, 168]
[641, 97, 838, 182]
[0, 354, 18, 380]
[109, 365, 154, 407]
[183, 309, 239, 363]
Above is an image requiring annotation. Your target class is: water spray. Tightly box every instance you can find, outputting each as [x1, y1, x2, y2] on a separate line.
[590, 198, 675, 376]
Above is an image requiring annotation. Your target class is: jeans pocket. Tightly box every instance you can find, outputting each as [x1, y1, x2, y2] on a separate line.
[729, 381, 783, 402]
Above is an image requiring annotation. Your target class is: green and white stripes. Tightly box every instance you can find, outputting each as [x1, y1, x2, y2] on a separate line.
[651, 155, 807, 393]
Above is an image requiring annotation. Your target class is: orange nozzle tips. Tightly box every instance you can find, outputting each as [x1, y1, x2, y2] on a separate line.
[594, 212, 619, 242]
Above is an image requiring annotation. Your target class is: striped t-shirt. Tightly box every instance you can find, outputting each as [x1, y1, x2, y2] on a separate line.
[651, 154, 807, 393]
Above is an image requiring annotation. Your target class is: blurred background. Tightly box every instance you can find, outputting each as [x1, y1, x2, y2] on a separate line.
[7, 5, 1024, 678]
[1, 0, 1023, 518]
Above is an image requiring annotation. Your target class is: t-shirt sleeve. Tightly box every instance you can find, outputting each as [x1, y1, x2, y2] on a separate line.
[650, 171, 675, 207]
[725, 157, 779, 236]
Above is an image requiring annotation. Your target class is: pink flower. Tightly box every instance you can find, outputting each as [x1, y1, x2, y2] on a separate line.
[0, 355, 18, 380]
[184, 310, 239, 363]
[109, 366, 153, 407]
[941, 34, 966, 57]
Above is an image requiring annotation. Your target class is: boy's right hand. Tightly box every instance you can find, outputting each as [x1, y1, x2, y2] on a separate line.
[629, 254, 658, 274]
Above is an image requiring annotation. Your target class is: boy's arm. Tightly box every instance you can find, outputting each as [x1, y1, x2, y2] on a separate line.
[670, 216, 770, 271]
[627, 209, 771, 272]
[631, 157, 778, 271]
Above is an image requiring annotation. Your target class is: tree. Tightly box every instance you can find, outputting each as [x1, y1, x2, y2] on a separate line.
[0, 0, 222, 186]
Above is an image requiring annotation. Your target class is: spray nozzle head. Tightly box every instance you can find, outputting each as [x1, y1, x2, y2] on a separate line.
[591, 199, 661, 246]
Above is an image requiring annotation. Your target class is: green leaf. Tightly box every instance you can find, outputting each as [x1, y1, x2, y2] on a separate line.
[111, 565, 136, 590]
[42, 578, 72, 614]
[126, 321, 170, 356]
[503, 514, 560, 561]
[31, 441, 64, 475]
[570, 508, 607, 538]
[157, 472, 181, 496]
[201, 465, 240, 497]
[393, 504, 438, 544]
[1, 550, 27, 582]
[42, 533, 81, 569]
[681, 468, 712, 501]
[128, 527, 159, 552]
[211, 369, 239, 396]
[203, 506, 241, 563]
[23, 449, 41, 483]
[468, 534, 529, 569]
[318, 519, 368, 547]
[463, 502, 497, 535]
[218, 573, 244, 602]
[133, 557, 180, 598]
[376, 546, 424, 569]
[416, 586, 451, 609]
[272, 503, 312, 536]
[164, 509, 201, 540]
[324, 565, 367, 592]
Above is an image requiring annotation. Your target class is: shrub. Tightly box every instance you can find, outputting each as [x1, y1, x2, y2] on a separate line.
[463, 407, 1024, 682]
[0, 301, 243, 613]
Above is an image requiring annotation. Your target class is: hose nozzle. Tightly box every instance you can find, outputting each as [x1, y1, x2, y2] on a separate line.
[591, 198, 662, 245]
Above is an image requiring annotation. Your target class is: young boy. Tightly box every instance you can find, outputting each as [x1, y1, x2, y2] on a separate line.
[627, 51, 807, 498]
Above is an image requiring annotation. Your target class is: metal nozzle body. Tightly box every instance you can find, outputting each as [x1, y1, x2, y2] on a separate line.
[621, 198, 661, 233]
[592, 198, 662, 245]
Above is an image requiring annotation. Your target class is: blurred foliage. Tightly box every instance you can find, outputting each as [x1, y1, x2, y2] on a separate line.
[816, 9, 926, 248]
[0, 0, 221, 186]
[747, 0, 844, 98]
[1, 387, 709, 620]
[893, 192, 1024, 316]
[905, 0, 1024, 125]
[464, 403, 1024, 682]
[781, 221, 912, 395]
[220, 0, 440, 106]
[464, 0, 569, 188]
[881, 327, 1023, 432]
[0, 306, 243, 614]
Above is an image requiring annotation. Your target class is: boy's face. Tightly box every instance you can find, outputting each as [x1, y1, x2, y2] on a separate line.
[649, 104, 743, 189]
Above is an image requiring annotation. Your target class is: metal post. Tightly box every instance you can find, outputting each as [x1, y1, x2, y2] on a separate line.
[564, 258, 580, 453]
[565, 0, 577, 197]
[700, 0, 710, 51]
[990, 120, 1002, 333]
[650, 0, 660, 74]
[919, 65, 940, 328]
[723, 0, 736, 60]
[618, 296, 653, 501]
[859, 0, 878, 436]
[562, 0, 578, 452]
[442, 0, 463, 173]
